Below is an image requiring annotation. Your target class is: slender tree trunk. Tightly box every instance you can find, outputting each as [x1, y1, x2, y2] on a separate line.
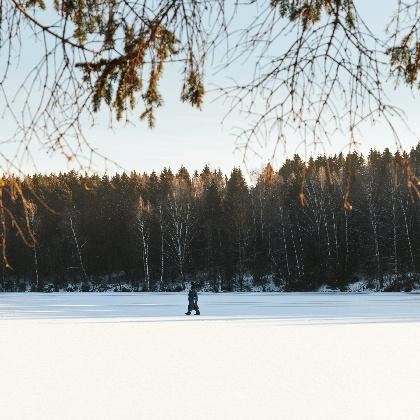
[290, 222, 301, 279]
[367, 180, 381, 288]
[238, 226, 243, 292]
[28, 203, 40, 290]
[259, 187, 264, 240]
[344, 209, 350, 272]
[139, 220, 150, 292]
[280, 206, 291, 279]
[320, 189, 331, 259]
[33, 242, 39, 291]
[159, 205, 164, 291]
[392, 191, 398, 277]
[307, 181, 323, 273]
[69, 215, 87, 281]
[399, 197, 415, 272]
[328, 191, 339, 262]
[298, 224, 306, 278]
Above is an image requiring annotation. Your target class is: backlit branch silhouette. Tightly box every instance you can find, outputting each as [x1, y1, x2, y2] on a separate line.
[0, 0, 419, 263]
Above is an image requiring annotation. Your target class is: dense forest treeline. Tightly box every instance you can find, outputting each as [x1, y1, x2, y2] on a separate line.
[2, 144, 420, 292]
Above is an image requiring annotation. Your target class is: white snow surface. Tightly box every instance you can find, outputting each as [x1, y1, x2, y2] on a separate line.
[1, 292, 420, 419]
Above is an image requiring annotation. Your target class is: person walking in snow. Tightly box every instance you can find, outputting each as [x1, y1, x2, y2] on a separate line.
[185, 282, 200, 315]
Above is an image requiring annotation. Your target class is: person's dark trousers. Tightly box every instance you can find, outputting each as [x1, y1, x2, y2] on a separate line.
[187, 301, 199, 314]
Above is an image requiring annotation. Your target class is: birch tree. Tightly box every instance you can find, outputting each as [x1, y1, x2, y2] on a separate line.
[65, 206, 88, 282]
[28, 201, 40, 291]
[165, 176, 196, 283]
[136, 197, 152, 291]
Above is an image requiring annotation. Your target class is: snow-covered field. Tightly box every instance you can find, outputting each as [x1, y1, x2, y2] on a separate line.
[1, 292, 420, 419]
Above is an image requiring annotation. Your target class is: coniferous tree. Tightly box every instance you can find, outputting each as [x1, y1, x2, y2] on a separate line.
[1, 144, 419, 292]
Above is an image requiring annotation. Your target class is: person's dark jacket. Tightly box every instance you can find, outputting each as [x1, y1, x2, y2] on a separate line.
[188, 289, 198, 303]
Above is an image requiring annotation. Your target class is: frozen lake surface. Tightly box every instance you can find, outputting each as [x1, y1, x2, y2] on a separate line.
[1, 292, 420, 420]
[1, 291, 420, 323]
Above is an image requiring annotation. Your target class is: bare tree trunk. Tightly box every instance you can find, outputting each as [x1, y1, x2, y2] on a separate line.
[69, 215, 87, 280]
[392, 191, 398, 277]
[238, 226, 243, 292]
[280, 205, 291, 279]
[367, 179, 381, 288]
[290, 222, 301, 279]
[137, 199, 152, 291]
[159, 205, 164, 291]
[167, 186, 195, 287]
[307, 181, 323, 271]
[259, 186, 264, 240]
[28, 203, 40, 290]
[320, 187, 331, 259]
[344, 209, 350, 272]
[138, 219, 150, 291]
[328, 192, 339, 262]
[33, 242, 39, 291]
[399, 197, 415, 272]
[297, 221, 306, 279]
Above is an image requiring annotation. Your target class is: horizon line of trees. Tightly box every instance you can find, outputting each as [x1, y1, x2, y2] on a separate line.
[1, 144, 420, 292]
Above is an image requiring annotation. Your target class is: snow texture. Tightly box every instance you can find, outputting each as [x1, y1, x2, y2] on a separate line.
[1, 292, 420, 419]
[2, 291, 420, 323]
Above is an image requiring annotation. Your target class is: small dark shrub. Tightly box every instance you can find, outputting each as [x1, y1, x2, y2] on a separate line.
[17, 281, 27, 292]
[403, 283, 413, 293]
[81, 282, 91, 292]
[384, 282, 400, 292]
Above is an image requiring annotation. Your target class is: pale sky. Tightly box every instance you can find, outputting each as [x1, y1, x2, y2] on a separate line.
[1, 1, 420, 177]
